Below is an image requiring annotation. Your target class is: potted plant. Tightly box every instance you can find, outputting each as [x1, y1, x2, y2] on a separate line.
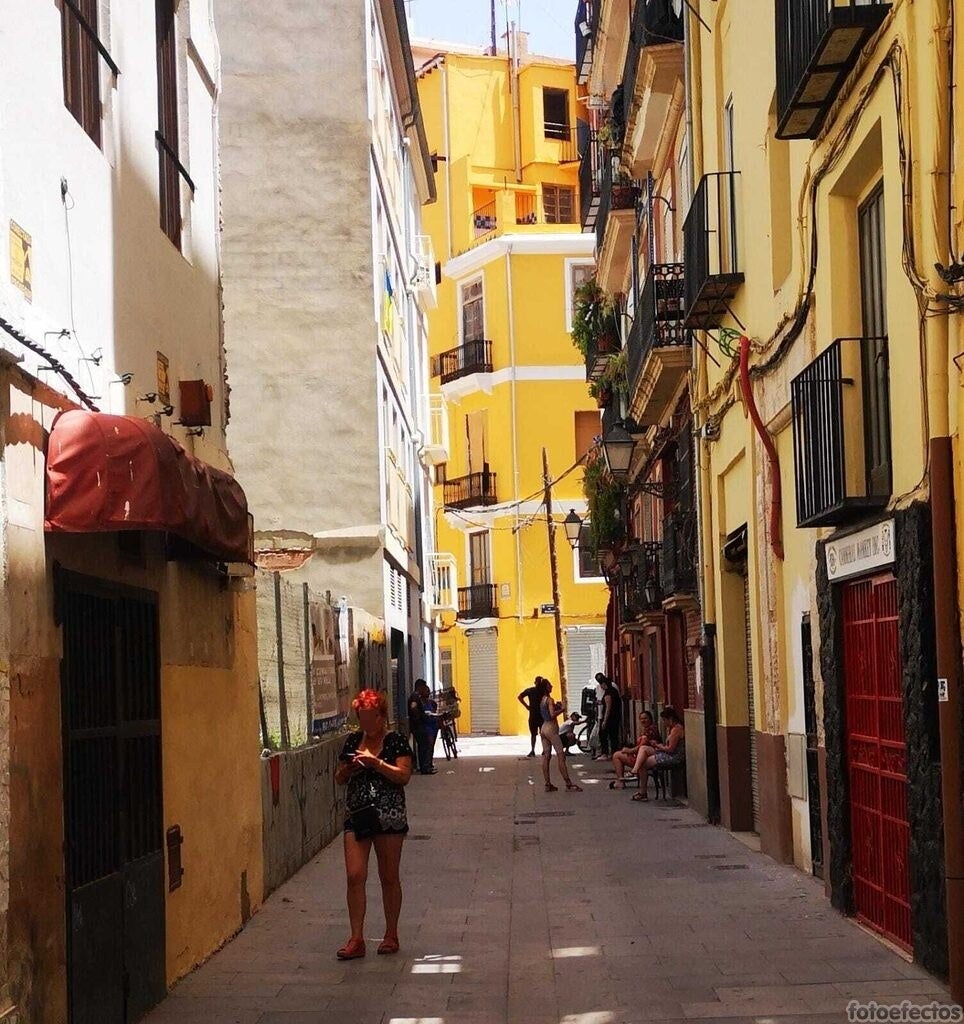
[583, 452, 624, 557]
[590, 379, 613, 408]
[570, 278, 619, 360]
[610, 170, 640, 211]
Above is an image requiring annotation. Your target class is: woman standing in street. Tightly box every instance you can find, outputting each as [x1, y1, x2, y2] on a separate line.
[594, 673, 623, 760]
[335, 689, 413, 960]
[539, 679, 582, 793]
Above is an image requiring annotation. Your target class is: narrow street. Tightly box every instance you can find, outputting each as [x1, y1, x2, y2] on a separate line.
[146, 739, 946, 1024]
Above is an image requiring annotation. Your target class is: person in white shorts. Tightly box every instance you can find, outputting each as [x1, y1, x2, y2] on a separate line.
[537, 678, 582, 793]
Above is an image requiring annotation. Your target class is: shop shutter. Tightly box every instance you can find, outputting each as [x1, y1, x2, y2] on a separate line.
[467, 628, 500, 733]
[564, 626, 606, 715]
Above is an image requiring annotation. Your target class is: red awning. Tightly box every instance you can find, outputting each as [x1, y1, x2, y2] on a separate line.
[45, 410, 251, 564]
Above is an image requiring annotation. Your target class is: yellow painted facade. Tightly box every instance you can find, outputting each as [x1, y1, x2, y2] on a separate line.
[414, 42, 609, 735]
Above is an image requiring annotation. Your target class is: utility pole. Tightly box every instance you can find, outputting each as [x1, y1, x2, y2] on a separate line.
[542, 448, 568, 707]
[490, 0, 497, 54]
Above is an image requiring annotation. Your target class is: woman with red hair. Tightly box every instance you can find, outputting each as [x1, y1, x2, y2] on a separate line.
[334, 688, 413, 960]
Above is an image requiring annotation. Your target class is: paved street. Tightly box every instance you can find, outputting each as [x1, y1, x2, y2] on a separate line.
[146, 738, 949, 1024]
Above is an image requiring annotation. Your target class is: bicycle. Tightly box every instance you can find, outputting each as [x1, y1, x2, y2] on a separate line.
[575, 711, 597, 755]
[439, 712, 459, 760]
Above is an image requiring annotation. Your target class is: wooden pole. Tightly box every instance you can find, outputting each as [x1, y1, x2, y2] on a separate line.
[542, 448, 568, 707]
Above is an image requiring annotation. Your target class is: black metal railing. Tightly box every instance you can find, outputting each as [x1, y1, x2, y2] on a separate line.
[661, 508, 698, 597]
[596, 155, 642, 253]
[622, 0, 685, 111]
[444, 470, 499, 510]
[575, 0, 595, 83]
[790, 336, 891, 528]
[627, 262, 687, 395]
[516, 192, 538, 225]
[472, 199, 497, 239]
[458, 584, 499, 620]
[776, 0, 891, 140]
[683, 171, 743, 330]
[585, 322, 620, 382]
[431, 339, 493, 384]
[624, 541, 663, 618]
[580, 130, 602, 230]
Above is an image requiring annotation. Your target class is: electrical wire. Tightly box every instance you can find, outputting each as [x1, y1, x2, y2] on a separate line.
[0, 316, 99, 410]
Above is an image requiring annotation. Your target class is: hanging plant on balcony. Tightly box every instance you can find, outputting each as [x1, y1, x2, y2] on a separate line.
[571, 278, 619, 360]
[583, 452, 623, 557]
[610, 170, 640, 211]
[588, 351, 628, 407]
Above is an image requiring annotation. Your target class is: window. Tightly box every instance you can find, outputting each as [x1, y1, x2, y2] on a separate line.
[544, 185, 575, 225]
[566, 260, 595, 329]
[460, 279, 484, 343]
[156, 0, 182, 248]
[61, 0, 102, 145]
[469, 531, 491, 586]
[576, 523, 603, 580]
[574, 410, 600, 461]
[543, 88, 570, 140]
[439, 648, 454, 689]
[858, 181, 891, 496]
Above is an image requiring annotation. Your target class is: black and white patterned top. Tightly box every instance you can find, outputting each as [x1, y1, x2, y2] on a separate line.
[341, 731, 413, 836]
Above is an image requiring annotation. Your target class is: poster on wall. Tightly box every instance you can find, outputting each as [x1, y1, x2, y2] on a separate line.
[310, 600, 344, 735]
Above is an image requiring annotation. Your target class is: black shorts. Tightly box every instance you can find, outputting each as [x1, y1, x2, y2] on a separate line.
[528, 717, 542, 734]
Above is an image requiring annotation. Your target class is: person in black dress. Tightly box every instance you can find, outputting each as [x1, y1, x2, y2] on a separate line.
[517, 675, 546, 756]
[595, 672, 623, 759]
[334, 689, 413, 960]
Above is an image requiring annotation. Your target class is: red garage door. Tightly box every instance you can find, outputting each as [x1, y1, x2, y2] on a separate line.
[842, 575, 911, 950]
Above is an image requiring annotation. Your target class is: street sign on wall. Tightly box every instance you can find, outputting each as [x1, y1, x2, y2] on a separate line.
[825, 520, 895, 583]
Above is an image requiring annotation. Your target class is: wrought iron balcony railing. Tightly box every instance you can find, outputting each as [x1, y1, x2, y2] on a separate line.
[776, 0, 891, 140]
[683, 172, 743, 330]
[622, 0, 685, 114]
[596, 154, 641, 255]
[575, 0, 596, 84]
[458, 583, 499, 620]
[443, 470, 499, 511]
[472, 199, 497, 240]
[431, 340, 493, 384]
[661, 508, 698, 598]
[579, 130, 603, 231]
[627, 262, 687, 396]
[790, 336, 891, 527]
[624, 541, 663, 618]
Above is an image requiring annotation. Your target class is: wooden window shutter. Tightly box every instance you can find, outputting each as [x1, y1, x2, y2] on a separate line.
[156, 0, 181, 248]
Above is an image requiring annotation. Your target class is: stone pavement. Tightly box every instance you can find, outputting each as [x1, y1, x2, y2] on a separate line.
[146, 737, 951, 1024]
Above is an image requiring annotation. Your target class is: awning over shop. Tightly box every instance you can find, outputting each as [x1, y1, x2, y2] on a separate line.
[45, 410, 250, 564]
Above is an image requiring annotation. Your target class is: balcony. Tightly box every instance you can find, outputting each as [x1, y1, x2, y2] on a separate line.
[579, 130, 603, 231]
[624, 541, 663, 619]
[776, 0, 891, 140]
[429, 553, 458, 614]
[790, 337, 891, 527]
[413, 234, 437, 309]
[621, 0, 685, 174]
[422, 394, 449, 467]
[472, 199, 497, 241]
[627, 262, 689, 426]
[575, 0, 597, 85]
[661, 509, 698, 599]
[458, 583, 499, 620]
[443, 470, 499, 511]
[431, 340, 493, 385]
[544, 123, 580, 165]
[596, 155, 641, 295]
[683, 172, 743, 330]
[585, 326, 621, 383]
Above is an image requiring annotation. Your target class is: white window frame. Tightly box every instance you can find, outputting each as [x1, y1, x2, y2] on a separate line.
[458, 275, 486, 347]
[564, 258, 596, 332]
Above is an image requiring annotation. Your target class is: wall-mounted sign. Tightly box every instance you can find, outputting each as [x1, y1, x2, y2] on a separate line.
[825, 519, 895, 582]
[10, 221, 32, 301]
[540, 603, 557, 615]
[938, 678, 949, 703]
[156, 351, 170, 406]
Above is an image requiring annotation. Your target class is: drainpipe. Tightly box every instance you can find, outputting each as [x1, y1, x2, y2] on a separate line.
[505, 247, 524, 622]
[739, 335, 784, 561]
[509, 23, 522, 183]
[441, 61, 454, 260]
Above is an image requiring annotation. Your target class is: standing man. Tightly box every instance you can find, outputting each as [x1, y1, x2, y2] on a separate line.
[594, 672, 623, 761]
[518, 676, 545, 757]
[408, 680, 438, 775]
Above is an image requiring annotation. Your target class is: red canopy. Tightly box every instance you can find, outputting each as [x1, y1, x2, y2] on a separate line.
[45, 410, 251, 564]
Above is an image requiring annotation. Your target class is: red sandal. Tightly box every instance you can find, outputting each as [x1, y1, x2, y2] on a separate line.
[377, 935, 400, 955]
[336, 938, 366, 960]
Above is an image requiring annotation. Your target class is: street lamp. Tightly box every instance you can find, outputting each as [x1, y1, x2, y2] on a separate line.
[618, 551, 634, 582]
[601, 422, 636, 484]
[563, 509, 583, 550]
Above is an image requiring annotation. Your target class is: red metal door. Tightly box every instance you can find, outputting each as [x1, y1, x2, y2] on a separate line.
[842, 575, 911, 950]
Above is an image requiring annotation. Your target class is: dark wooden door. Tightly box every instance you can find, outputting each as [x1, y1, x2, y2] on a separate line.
[842, 574, 911, 949]
[61, 574, 166, 1023]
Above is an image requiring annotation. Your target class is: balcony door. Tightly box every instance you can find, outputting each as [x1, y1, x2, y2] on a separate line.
[858, 182, 891, 497]
[469, 531, 492, 587]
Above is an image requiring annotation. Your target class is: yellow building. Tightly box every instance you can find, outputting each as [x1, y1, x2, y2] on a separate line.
[677, 0, 961, 988]
[413, 38, 609, 735]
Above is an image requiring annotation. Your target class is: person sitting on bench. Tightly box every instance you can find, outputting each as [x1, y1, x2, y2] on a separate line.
[631, 706, 685, 802]
[609, 710, 660, 789]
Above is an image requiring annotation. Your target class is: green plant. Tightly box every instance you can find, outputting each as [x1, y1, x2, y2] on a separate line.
[582, 453, 623, 556]
[570, 278, 618, 359]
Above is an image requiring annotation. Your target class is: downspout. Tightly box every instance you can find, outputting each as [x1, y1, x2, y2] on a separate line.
[441, 61, 454, 260]
[506, 248, 524, 622]
[739, 335, 784, 561]
[509, 23, 522, 183]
